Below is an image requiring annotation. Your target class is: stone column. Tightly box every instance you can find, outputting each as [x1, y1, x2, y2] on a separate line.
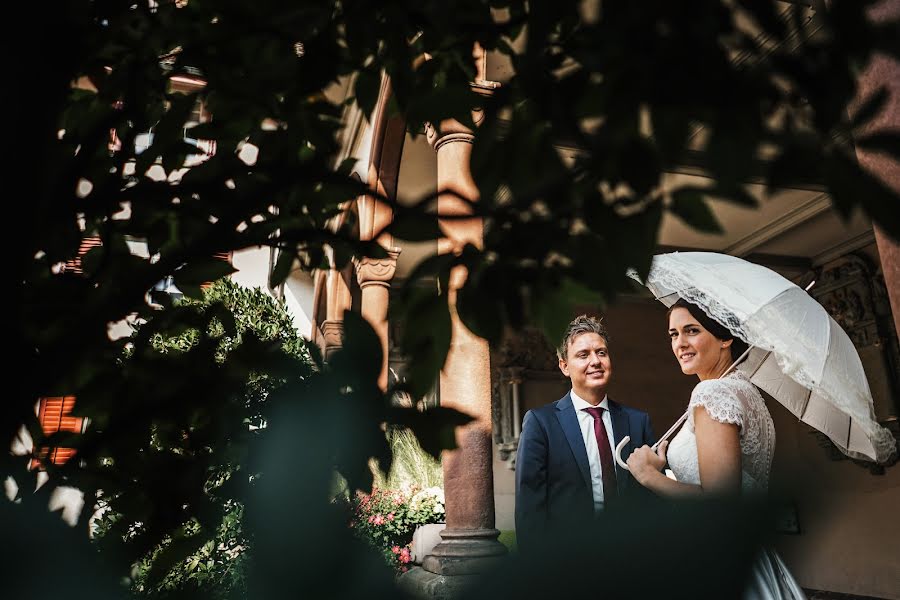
[320, 320, 344, 361]
[320, 267, 352, 360]
[421, 86, 507, 581]
[356, 74, 406, 391]
[398, 45, 505, 598]
[852, 0, 900, 420]
[355, 249, 401, 390]
[874, 224, 900, 339]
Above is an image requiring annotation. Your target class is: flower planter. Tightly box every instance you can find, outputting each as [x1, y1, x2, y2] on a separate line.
[410, 522, 446, 564]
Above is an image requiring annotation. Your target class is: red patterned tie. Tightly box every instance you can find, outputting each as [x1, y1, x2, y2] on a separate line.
[584, 406, 618, 501]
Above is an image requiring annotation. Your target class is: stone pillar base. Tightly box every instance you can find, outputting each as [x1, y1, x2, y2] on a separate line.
[420, 528, 507, 576]
[398, 567, 482, 600]
[399, 529, 507, 598]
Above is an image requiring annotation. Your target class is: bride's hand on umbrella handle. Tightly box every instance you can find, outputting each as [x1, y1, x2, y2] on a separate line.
[621, 441, 669, 484]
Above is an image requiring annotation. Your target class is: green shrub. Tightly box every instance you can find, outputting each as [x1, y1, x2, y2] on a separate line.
[93, 279, 315, 599]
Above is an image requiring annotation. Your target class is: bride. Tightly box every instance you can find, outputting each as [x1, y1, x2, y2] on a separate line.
[627, 298, 806, 600]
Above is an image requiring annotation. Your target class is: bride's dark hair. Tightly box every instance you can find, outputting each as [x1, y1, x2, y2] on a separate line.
[667, 298, 749, 364]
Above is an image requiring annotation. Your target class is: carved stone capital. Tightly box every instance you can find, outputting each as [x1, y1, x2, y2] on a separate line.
[425, 119, 476, 152]
[498, 366, 524, 385]
[355, 248, 401, 289]
[424, 79, 498, 152]
[492, 327, 560, 372]
[490, 329, 563, 469]
[320, 319, 344, 359]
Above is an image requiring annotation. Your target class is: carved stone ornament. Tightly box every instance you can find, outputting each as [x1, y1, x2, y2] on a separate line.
[423, 80, 493, 152]
[492, 366, 524, 468]
[320, 319, 344, 359]
[425, 119, 476, 152]
[354, 248, 401, 289]
[492, 326, 561, 373]
[813, 255, 881, 347]
[808, 253, 900, 472]
[491, 327, 563, 469]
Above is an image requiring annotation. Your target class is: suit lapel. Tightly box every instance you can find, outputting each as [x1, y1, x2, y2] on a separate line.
[608, 399, 631, 491]
[556, 394, 592, 490]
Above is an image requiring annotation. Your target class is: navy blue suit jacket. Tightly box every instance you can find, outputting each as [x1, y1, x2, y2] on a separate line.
[514, 393, 655, 553]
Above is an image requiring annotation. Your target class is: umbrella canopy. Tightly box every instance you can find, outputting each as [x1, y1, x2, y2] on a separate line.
[631, 251, 897, 464]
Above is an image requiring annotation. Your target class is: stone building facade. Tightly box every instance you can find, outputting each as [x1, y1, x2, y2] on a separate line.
[292, 36, 900, 599]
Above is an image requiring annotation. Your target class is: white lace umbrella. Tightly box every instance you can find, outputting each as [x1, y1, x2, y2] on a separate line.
[618, 251, 896, 466]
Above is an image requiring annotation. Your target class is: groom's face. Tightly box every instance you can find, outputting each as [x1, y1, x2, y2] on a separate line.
[559, 332, 612, 397]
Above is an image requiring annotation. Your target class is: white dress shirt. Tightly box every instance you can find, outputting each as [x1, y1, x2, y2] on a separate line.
[570, 389, 616, 512]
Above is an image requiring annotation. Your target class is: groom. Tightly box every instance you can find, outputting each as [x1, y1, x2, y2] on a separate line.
[515, 315, 655, 554]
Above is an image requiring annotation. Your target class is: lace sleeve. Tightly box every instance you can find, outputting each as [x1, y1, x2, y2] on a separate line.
[687, 379, 744, 431]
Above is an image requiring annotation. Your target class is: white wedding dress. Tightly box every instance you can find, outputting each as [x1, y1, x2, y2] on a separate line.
[666, 370, 807, 600]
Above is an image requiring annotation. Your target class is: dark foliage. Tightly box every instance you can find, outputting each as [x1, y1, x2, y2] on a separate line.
[7, 0, 900, 598]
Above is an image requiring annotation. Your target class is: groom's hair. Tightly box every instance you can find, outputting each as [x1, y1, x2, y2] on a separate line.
[557, 315, 610, 361]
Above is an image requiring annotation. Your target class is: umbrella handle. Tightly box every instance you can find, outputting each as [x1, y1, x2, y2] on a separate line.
[615, 436, 631, 471]
[616, 410, 691, 472]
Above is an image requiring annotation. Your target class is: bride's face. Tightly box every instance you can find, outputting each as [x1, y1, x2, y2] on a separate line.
[668, 307, 731, 380]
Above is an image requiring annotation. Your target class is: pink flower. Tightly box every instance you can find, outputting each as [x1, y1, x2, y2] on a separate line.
[399, 547, 411, 563]
[391, 546, 400, 554]
[373, 514, 385, 526]
[387, 512, 395, 520]
[367, 515, 375, 524]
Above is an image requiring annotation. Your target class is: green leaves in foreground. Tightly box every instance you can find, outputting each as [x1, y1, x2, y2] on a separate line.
[12, 0, 900, 598]
[669, 187, 724, 234]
